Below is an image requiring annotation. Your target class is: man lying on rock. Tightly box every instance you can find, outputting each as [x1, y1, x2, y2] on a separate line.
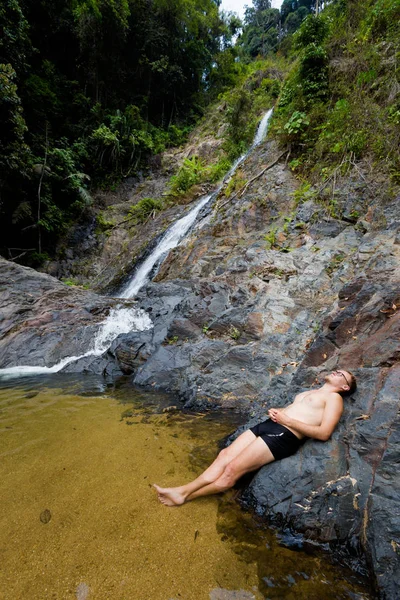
[154, 369, 356, 507]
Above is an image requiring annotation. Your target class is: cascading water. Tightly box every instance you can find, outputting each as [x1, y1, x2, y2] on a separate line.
[119, 193, 213, 298]
[0, 307, 153, 377]
[0, 108, 273, 377]
[119, 107, 274, 299]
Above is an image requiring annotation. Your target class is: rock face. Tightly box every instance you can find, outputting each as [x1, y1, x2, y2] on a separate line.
[1, 134, 399, 597]
[238, 278, 400, 600]
[0, 258, 132, 371]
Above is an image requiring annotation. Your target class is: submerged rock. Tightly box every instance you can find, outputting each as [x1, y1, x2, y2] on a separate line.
[39, 509, 51, 524]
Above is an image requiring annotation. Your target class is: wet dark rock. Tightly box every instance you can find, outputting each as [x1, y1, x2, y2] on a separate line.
[309, 219, 348, 238]
[167, 318, 202, 340]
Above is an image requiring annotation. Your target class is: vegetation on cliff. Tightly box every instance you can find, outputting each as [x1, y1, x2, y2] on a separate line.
[0, 0, 240, 263]
[271, 0, 400, 198]
[1, 0, 399, 265]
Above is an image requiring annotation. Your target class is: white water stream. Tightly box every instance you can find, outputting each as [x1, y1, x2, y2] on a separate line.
[119, 193, 213, 298]
[0, 307, 153, 377]
[0, 108, 273, 377]
[120, 107, 273, 298]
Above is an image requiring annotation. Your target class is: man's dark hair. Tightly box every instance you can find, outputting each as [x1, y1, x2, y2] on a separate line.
[341, 370, 357, 396]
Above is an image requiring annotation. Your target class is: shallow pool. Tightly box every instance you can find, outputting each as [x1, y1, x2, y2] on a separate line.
[0, 375, 373, 599]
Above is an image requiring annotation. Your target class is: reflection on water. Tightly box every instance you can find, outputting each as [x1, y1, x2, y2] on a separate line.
[0, 376, 373, 600]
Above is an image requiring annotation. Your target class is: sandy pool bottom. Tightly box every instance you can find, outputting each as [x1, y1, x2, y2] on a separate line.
[0, 381, 373, 600]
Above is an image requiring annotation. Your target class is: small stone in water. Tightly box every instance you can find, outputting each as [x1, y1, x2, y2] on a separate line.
[210, 590, 256, 600]
[39, 509, 51, 524]
[76, 582, 90, 600]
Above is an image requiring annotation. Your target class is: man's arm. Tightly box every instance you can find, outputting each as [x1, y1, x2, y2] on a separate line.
[268, 394, 344, 441]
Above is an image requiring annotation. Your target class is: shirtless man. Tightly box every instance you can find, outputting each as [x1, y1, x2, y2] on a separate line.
[154, 369, 356, 507]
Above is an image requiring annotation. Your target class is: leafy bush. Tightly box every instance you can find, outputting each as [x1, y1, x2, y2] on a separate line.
[127, 197, 163, 223]
[298, 43, 329, 100]
[169, 156, 206, 195]
[364, 0, 400, 39]
[96, 212, 114, 233]
[290, 182, 317, 206]
[0, 63, 30, 173]
[294, 14, 329, 48]
[284, 111, 310, 135]
[206, 157, 232, 183]
[225, 88, 255, 157]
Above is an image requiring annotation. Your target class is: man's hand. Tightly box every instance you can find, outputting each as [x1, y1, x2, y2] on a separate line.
[268, 408, 292, 427]
[269, 394, 344, 441]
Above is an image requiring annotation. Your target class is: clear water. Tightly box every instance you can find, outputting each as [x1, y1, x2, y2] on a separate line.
[0, 376, 373, 600]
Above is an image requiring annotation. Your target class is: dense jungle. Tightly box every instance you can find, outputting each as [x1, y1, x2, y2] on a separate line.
[1, 0, 400, 598]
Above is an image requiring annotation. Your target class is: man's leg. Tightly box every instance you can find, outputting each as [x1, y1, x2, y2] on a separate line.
[154, 430, 257, 506]
[157, 436, 274, 506]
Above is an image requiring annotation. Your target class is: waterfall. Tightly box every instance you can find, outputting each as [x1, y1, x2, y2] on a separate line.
[0, 306, 152, 378]
[0, 108, 273, 378]
[119, 107, 274, 299]
[252, 109, 274, 147]
[119, 193, 213, 298]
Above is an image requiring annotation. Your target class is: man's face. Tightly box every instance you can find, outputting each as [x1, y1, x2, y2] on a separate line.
[325, 370, 352, 389]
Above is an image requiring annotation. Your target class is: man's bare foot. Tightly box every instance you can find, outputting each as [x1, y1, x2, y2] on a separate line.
[153, 484, 186, 507]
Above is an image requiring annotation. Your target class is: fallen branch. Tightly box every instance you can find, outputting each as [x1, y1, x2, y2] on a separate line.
[217, 149, 289, 210]
[110, 214, 137, 230]
[284, 145, 292, 167]
[8, 248, 36, 261]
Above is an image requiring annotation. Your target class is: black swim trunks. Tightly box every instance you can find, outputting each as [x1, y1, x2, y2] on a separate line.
[249, 419, 304, 461]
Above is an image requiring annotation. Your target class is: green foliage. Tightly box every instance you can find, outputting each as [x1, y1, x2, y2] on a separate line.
[0, 0, 238, 260]
[208, 47, 243, 99]
[225, 88, 254, 154]
[61, 278, 79, 287]
[223, 170, 247, 197]
[0, 0, 30, 71]
[264, 226, 278, 248]
[258, 78, 281, 99]
[294, 14, 329, 48]
[362, 0, 400, 39]
[96, 212, 114, 233]
[284, 6, 310, 33]
[298, 43, 329, 100]
[0, 63, 30, 173]
[127, 197, 163, 224]
[314, 99, 369, 159]
[61, 277, 91, 288]
[206, 157, 232, 183]
[228, 325, 241, 340]
[291, 182, 317, 205]
[26, 251, 51, 267]
[239, 7, 280, 58]
[284, 111, 310, 135]
[169, 157, 206, 196]
[220, 59, 285, 161]
[270, 0, 400, 189]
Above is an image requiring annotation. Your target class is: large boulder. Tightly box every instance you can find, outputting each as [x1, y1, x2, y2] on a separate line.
[0, 258, 142, 370]
[238, 278, 400, 600]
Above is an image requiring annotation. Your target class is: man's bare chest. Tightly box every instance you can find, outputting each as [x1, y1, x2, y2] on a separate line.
[294, 391, 326, 410]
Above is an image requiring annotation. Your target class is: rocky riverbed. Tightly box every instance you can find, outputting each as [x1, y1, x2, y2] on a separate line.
[1, 129, 399, 597]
